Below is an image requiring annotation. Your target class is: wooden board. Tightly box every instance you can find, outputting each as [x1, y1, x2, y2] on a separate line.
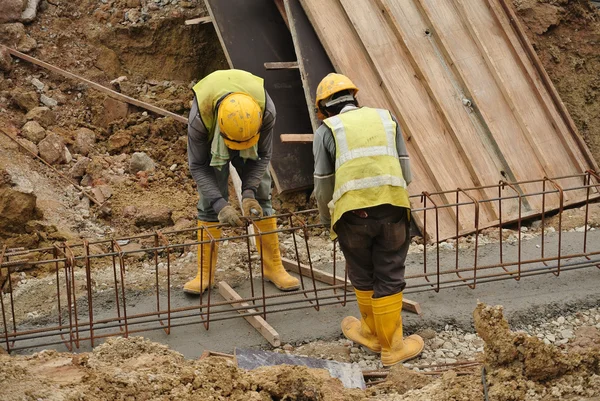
[299, 0, 457, 240]
[205, 0, 314, 193]
[218, 281, 281, 347]
[299, 0, 598, 239]
[283, 0, 335, 131]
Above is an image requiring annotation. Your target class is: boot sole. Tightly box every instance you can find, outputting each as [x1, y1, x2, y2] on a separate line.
[268, 280, 300, 291]
[183, 288, 202, 295]
[381, 351, 421, 367]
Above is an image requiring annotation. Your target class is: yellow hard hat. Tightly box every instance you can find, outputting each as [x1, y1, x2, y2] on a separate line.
[315, 73, 359, 120]
[218, 92, 263, 150]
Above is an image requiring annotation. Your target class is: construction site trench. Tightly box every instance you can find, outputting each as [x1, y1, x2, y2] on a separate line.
[1, 0, 600, 400]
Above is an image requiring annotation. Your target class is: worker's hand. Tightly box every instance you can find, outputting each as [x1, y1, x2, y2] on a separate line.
[218, 205, 244, 227]
[242, 198, 263, 218]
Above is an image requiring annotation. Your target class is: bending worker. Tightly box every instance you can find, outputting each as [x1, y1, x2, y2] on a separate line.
[312, 73, 424, 366]
[185, 69, 300, 294]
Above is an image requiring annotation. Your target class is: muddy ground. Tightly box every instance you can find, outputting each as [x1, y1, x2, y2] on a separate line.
[1, 0, 600, 400]
[1, 303, 599, 400]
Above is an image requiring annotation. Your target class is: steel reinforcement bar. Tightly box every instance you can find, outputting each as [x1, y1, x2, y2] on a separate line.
[1, 172, 599, 353]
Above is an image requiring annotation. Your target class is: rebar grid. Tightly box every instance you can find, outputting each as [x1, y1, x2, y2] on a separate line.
[1, 172, 599, 353]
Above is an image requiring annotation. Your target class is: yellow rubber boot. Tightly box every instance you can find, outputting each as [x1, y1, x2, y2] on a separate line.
[183, 221, 221, 294]
[341, 289, 381, 353]
[372, 292, 424, 366]
[255, 217, 300, 291]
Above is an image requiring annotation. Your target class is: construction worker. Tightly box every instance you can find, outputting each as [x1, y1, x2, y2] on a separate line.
[185, 69, 300, 295]
[312, 73, 424, 366]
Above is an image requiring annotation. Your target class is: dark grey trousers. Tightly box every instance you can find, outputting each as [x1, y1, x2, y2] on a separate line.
[335, 204, 410, 298]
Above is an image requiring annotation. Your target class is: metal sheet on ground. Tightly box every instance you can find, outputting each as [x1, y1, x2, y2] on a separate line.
[235, 348, 366, 389]
[205, 0, 314, 193]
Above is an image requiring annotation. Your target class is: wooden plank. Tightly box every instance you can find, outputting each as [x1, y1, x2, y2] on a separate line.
[185, 16, 212, 25]
[416, 0, 547, 212]
[280, 134, 314, 143]
[339, 0, 479, 228]
[376, 0, 499, 221]
[300, 0, 458, 240]
[453, 0, 583, 202]
[218, 281, 281, 347]
[281, 257, 421, 315]
[3, 46, 187, 124]
[283, 0, 335, 131]
[205, 0, 314, 193]
[495, 0, 598, 172]
[264, 61, 299, 69]
[273, 0, 290, 29]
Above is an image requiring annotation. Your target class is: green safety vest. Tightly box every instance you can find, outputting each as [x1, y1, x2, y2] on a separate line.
[324, 107, 410, 234]
[192, 69, 266, 138]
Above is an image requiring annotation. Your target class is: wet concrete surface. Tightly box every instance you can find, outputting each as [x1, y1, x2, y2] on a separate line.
[9, 230, 600, 358]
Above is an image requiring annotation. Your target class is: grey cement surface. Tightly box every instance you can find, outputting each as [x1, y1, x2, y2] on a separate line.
[8, 230, 600, 358]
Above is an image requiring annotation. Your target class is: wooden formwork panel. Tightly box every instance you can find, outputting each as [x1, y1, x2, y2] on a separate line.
[299, 0, 599, 239]
[205, 0, 314, 193]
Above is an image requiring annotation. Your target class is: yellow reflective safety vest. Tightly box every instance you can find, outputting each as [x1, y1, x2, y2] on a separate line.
[192, 69, 266, 139]
[324, 107, 411, 234]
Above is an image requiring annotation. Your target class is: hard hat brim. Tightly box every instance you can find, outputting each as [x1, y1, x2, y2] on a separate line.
[223, 132, 260, 151]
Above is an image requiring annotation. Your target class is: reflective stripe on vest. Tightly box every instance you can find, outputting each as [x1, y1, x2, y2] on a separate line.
[192, 69, 266, 137]
[323, 107, 411, 235]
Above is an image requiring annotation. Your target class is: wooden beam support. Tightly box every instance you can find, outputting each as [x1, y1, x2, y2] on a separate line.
[281, 257, 421, 315]
[2, 46, 188, 124]
[217, 281, 281, 346]
[185, 16, 212, 25]
[280, 134, 314, 143]
[264, 61, 299, 70]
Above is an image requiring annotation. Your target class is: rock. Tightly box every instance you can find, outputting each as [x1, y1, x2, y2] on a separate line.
[99, 96, 129, 128]
[17, 137, 38, 155]
[40, 94, 58, 108]
[0, 0, 24, 24]
[38, 132, 69, 164]
[21, 0, 41, 22]
[107, 130, 131, 151]
[21, 120, 46, 143]
[135, 207, 174, 228]
[121, 242, 145, 260]
[0, 182, 38, 233]
[0, 47, 13, 72]
[12, 91, 39, 111]
[417, 328, 436, 340]
[90, 187, 106, 204]
[282, 344, 294, 351]
[530, 220, 542, 230]
[31, 77, 44, 91]
[69, 157, 91, 178]
[129, 152, 155, 174]
[122, 205, 138, 218]
[560, 329, 574, 340]
[16, 34, 36, 53]
[557, 316, 566, 324]
[80, 175, 93, 187]
[546, 333, 556, 343]
[25, 106, 55, 128]
[73, 128, 96, 156]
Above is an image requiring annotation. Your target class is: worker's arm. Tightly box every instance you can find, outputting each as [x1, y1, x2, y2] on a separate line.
[391, 114, 412, 185]
[240, 92, 275, 199]
[313, 124, 336, 226]
[187, 98, 229, 214]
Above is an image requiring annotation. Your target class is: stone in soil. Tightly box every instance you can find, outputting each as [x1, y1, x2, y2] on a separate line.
[72, 128, 96, 156]
[129, 152, 155, 173]
[37, 132, 70, 165]
[135, 206, 173, 228]
[21, 120, 46, 143]
[0, 0, 24, 24]
[25, 106, 55, 128]
[0, 47, 13, 72]
[13, 91, 39, 112]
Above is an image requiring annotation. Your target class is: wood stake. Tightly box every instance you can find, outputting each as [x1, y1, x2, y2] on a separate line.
[218, 281, 281, 346]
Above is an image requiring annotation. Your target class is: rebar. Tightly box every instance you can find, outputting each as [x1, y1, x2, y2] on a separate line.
[1, 172, 599, 353]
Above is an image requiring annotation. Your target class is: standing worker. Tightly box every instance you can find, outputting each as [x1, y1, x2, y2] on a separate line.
[185, 69, 300, 295]
[312, 73, 424, 366]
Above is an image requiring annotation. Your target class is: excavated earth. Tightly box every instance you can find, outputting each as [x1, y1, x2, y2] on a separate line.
[1, 303, 599, 400]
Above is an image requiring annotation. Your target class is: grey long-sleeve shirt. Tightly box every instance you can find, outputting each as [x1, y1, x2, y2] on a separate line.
[312, 105, 412, 226]
[187, 91, 276, 213]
